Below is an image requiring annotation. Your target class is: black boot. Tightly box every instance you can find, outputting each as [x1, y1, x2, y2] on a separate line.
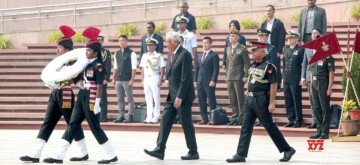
[307, 123, 317, 129]
[69, 154, 89, 161]
[43, 158, 63, 163]
[19, 156, 39, 163]
[97, 156, 118, 164]
[181, 152, 199, 160]
[226, 154, 246, 163]
[113, 116, 125, 123]
[123, 115, 134, 123]
[279, 147, 296, 162]
[144, 149, 164, 160]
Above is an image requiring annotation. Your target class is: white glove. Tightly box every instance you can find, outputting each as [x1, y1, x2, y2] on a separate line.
[94, 98, 101, 115]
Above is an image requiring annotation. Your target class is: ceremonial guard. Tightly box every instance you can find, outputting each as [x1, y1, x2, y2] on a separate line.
[43, 27, 118, 164]
[98, 34, 112, 122]
[282, 31, 304, 128]
[226, 41, 295, 163]
[19, 25, 88, 163]
[139, 37, 166, 123]
[226, 29, 251, 125]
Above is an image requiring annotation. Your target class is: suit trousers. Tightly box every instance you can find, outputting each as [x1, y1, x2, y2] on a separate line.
[284, 83, 303, 124]
[62, 89, 109, 144]
[303, 34, 312, 43]
[155, 102, 198, 154]
[236, 95, 291, 157]
[37, 89, 85, 142]
[307, 81, 317, 124]
[115, 81, 135, 117]
[311, 79, 331, 135]
[197, 83, 217, 121]
[227, 80, 245, 119]
[99, 84, 108, 120]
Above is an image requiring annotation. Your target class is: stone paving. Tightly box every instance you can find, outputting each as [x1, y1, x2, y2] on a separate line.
[1, 129, 359, 165]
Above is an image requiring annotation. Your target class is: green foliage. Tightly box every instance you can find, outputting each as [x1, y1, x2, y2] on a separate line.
[240, 18, 259, 29]
[292, 11, 301, 23]
[0, 34, 11, 49]
[342, 53, 360, 111]
[350, 3, 360, 20]
[47, 30, 62, 43]
[154, 22, 167, 35]
[116, 23, 137, 37]
[72, 32, 86, 43]
[197, 16, 213, 30]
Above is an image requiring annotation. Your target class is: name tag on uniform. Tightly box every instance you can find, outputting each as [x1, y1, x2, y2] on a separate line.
[317, 61, 323, 66]
[312, 76, 317, 80]
[86, 69, 94, 77]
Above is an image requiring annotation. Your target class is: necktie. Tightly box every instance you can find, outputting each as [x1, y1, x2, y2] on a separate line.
[170, 52, 175, 64]
[201, 52, 206, 64]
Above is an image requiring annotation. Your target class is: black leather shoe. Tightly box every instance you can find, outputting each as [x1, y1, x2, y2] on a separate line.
[284, 123, 294, 127]
[307, 123, 317, 129]
[226, 154, 246, 163]
[113, 117, 125, 123]
[292, 123, 302, 128]
[319, 134, 329, 139]
[69, 154, 89, 161]
[227, 121, 236, 125]
[279, 147, 296, 162]
[181, 152, 199, 160]
[97, 156, 118, 164]
[144, 149, 164, 160]
[254, 122, 263, 127]
[19, 156, 39, 163]
[309, 133, 321, 139]
[43, 158, 63, 163]
[100, 118, 108, 122]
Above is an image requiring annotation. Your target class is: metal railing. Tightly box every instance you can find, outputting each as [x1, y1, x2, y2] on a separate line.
[0, 0, 353, 34]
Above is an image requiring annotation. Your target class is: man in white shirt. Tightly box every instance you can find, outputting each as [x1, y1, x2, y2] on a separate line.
[140, 37, 166, 124]
[112, 35, 138, 123]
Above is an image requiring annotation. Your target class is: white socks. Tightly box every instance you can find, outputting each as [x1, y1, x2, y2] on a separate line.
[25, 138, 46, 158]
[72, 138, 88, 158]
[101, 141, 117, 160]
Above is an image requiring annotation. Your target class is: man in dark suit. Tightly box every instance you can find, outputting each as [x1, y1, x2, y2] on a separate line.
[282, 31, 304, 128]
[140, 21, 164, 60]
[144, 31, 199, 160]
[196, 37, 219, 124]
[260, 5, 286, 91]
[223, 20, 246, 69]
[225, 29, 251, 126]
[97, 34, 112, 122]
[298, 0, 327, 43]
[171, 2, 197, 33]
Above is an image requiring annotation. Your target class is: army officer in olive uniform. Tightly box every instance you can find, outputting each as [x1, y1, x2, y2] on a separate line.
[226, 41, 295, 163]
[225, 29, 251, 125]
[282, 31, 304, 128]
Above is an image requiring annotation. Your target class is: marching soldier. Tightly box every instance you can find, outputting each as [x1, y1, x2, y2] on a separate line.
[98, 34, 112, 122]
[20, 25, 88, 163]
[226, 29, 251, 126]
[43, 27, 118, 164]
[283, 31, 304, 128]
[308, 49, 335, 139]
[226, 41, 295, 163]
[139, 37, 166, 124]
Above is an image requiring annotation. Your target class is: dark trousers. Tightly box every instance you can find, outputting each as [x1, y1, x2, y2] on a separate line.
[236, 95, 291, 157]
[197, 83, 217, 121]
[303, 34, 313, 43]
[274, 58, 282, 90]
[227, 80, 245, 120]
[100, 84, 108, 120]
[62, 89, 109, 144]
[307, 81, 317, 124]
[37, 90, 85, 142]
[311, 79, 331, 134]
[284, 83, 303, 124]
[155, 102, 197, 154]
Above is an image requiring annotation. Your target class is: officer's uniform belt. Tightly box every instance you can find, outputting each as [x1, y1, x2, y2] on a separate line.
[312, 75, 329, 81]
[245, 91, 268, 97]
